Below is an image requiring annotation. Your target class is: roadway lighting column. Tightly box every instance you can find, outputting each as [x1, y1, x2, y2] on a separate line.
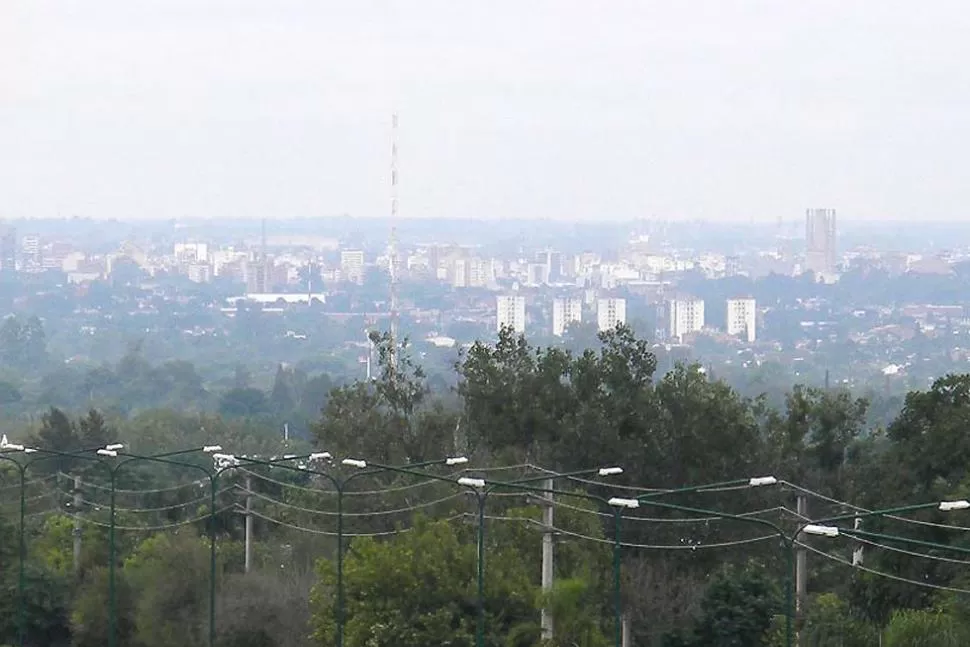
[0, 441, 117, 647]
[230, 453, 463, 647]
[632, 496, 970, 647]
[101, 445, 225, 647]
[343, 461, 624, 647]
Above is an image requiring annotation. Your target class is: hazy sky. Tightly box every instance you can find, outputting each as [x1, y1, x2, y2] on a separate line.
[3, 1, 969, 222]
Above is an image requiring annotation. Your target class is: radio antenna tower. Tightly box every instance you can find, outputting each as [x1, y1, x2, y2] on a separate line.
[389, 113, 400, 373]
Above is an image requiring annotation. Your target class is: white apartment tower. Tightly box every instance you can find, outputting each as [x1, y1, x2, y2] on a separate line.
[497, 295, 527, 334]
[597, 298, 627, 332]
[340, 250, 365, 284]
[552, 298, 583, 336]
[726, 298, 757, 343]
[668, 298, 705, 342]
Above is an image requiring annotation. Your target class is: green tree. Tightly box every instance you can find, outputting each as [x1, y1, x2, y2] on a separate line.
[310, 518, 536, 647]
[882, 608, 967, 647]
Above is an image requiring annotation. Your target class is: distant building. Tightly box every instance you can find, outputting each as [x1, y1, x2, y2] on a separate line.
[22, 234, 40, 269]
[552, 298, 582, 336]
[0, 226, 15, 272]
[340, 250, 365, 284]
[668, 298, 705, 342]
[597, 298, 627, 332]
[496, 295, 526, 334]
[805, 208, 837, 274]
[174, 242, 209, 264]
[187, 264, 212, 283]
[726, 298, 757, 343]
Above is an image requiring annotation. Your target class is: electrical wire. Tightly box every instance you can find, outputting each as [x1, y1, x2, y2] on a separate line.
[849, 533, 970, 566]
[474, 513, 782, 551]
[62, 504, 238, 532]
[244, 508, 466, 537]
[241, 487, 462, 517]
[550, 497, 791, 524]
[66, 474, 211, 495]
[74, 487, 236, 514]
[796, 540, 970, 595]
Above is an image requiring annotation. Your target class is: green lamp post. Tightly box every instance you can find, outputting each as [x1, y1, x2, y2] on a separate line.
[630, 496, 970, 647]
[222, 452, 468, 647]
[340, 460, 625, 647]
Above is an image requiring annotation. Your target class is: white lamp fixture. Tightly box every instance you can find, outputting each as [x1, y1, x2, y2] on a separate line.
[749, 476, 778, 487]
[203, 445, 222, 453]
[283, 454, 298, 460]
[97, 449, 118, 457]
[598, 467, 624, 476]
[939, 500, 970, 511]
[342, 458, 367, 469]
[309, 452, 332, 461]
[4, 443, 25, 452]
[105, 444, 124, 451]
[24, 448, 36, 454]
[803, 524, 839, 537]
[608, 497, 640, 509]
[457, 477, 486, 488]
[446, 456, 469, 466]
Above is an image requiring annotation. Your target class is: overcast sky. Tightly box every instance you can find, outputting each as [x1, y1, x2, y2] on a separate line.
[3, 1, 969, 222]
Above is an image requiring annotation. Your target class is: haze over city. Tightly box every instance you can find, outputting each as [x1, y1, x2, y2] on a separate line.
[5, 1, 970, 222]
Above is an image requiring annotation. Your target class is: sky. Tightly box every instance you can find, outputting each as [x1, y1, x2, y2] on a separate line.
[2, 1, 969, 223]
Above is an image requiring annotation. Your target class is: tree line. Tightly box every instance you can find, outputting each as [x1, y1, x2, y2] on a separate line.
[1, 325, 970, 646]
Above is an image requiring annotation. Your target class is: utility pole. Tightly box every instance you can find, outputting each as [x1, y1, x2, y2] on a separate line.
[73, 476, 82, 577]
[796, 494, 808, 615]
[244, 474, 253, 574]
[621, 614, 631, 647]
[540, 478, 554, 641]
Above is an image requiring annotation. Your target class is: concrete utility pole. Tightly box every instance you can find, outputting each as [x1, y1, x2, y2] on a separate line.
[73, 476, 82, 576]
[244, 474, 253, 574]
[796, 494, 808, 615]
[621, 614, 631, 647]
[540, 478, 554, 641]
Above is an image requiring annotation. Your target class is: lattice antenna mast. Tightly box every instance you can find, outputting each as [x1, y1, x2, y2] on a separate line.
[389, 113, 399, 373]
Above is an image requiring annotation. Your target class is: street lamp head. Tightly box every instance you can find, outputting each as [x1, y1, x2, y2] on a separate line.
[3, 443, 26, 452]
[803, 524, 839, 537]
[446, 456, 469, 466]
[97, 449, 118, 457]
[283, 454, 298, 460]
[608, 497, 640, 509]
[749, 476, 778, 487]
[598, 467, 624, 477]
[105, 444, 124, 451]
[309, 452, 332, 462]
[203, 445, 223, 453]
[23, 448, 36, 454]
[939, 500, 970, 511]
[342, 458, 367, 469]
[457, 477, 486, 489]
[212, 453, 240, 468]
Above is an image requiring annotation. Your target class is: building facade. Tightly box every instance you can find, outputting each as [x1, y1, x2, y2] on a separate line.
[552, 297, 583, 336]
[726, 297, 757, 343]
[497, 295, 527, 334]
[596, 298, 627, 332]
[805, 208, 837, 275]
[668, 298, 705, 342]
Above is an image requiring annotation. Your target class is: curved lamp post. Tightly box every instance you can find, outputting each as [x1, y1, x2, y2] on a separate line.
[341, 460, 624, 647]
[629, 496, 970, 647]
[0, 441, 116, 647]
[220, 453, 467, 647]
[97, 445, 225, 647]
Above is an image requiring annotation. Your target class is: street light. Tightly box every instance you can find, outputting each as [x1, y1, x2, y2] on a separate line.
[0, 443, 116, 647]
[342, 461, 624, 647]
[631, 496, 970, 647]
[228, 453, 467, 647]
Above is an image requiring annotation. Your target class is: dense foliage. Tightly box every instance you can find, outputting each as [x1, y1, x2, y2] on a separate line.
[1, 325, 969, 646]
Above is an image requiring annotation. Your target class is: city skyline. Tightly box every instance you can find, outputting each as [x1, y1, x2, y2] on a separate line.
[4, 2, 970, 222]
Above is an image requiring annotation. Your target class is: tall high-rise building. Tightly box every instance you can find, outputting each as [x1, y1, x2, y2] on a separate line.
[552, 298, 582, 336]
[597, 298, 627, 332]
[668, 298, 705, 342]
[496, 295, 526, 334]
[340, 250, 365, 284]
[726, 298, 757, 343]
[805, 208, 837, 274]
